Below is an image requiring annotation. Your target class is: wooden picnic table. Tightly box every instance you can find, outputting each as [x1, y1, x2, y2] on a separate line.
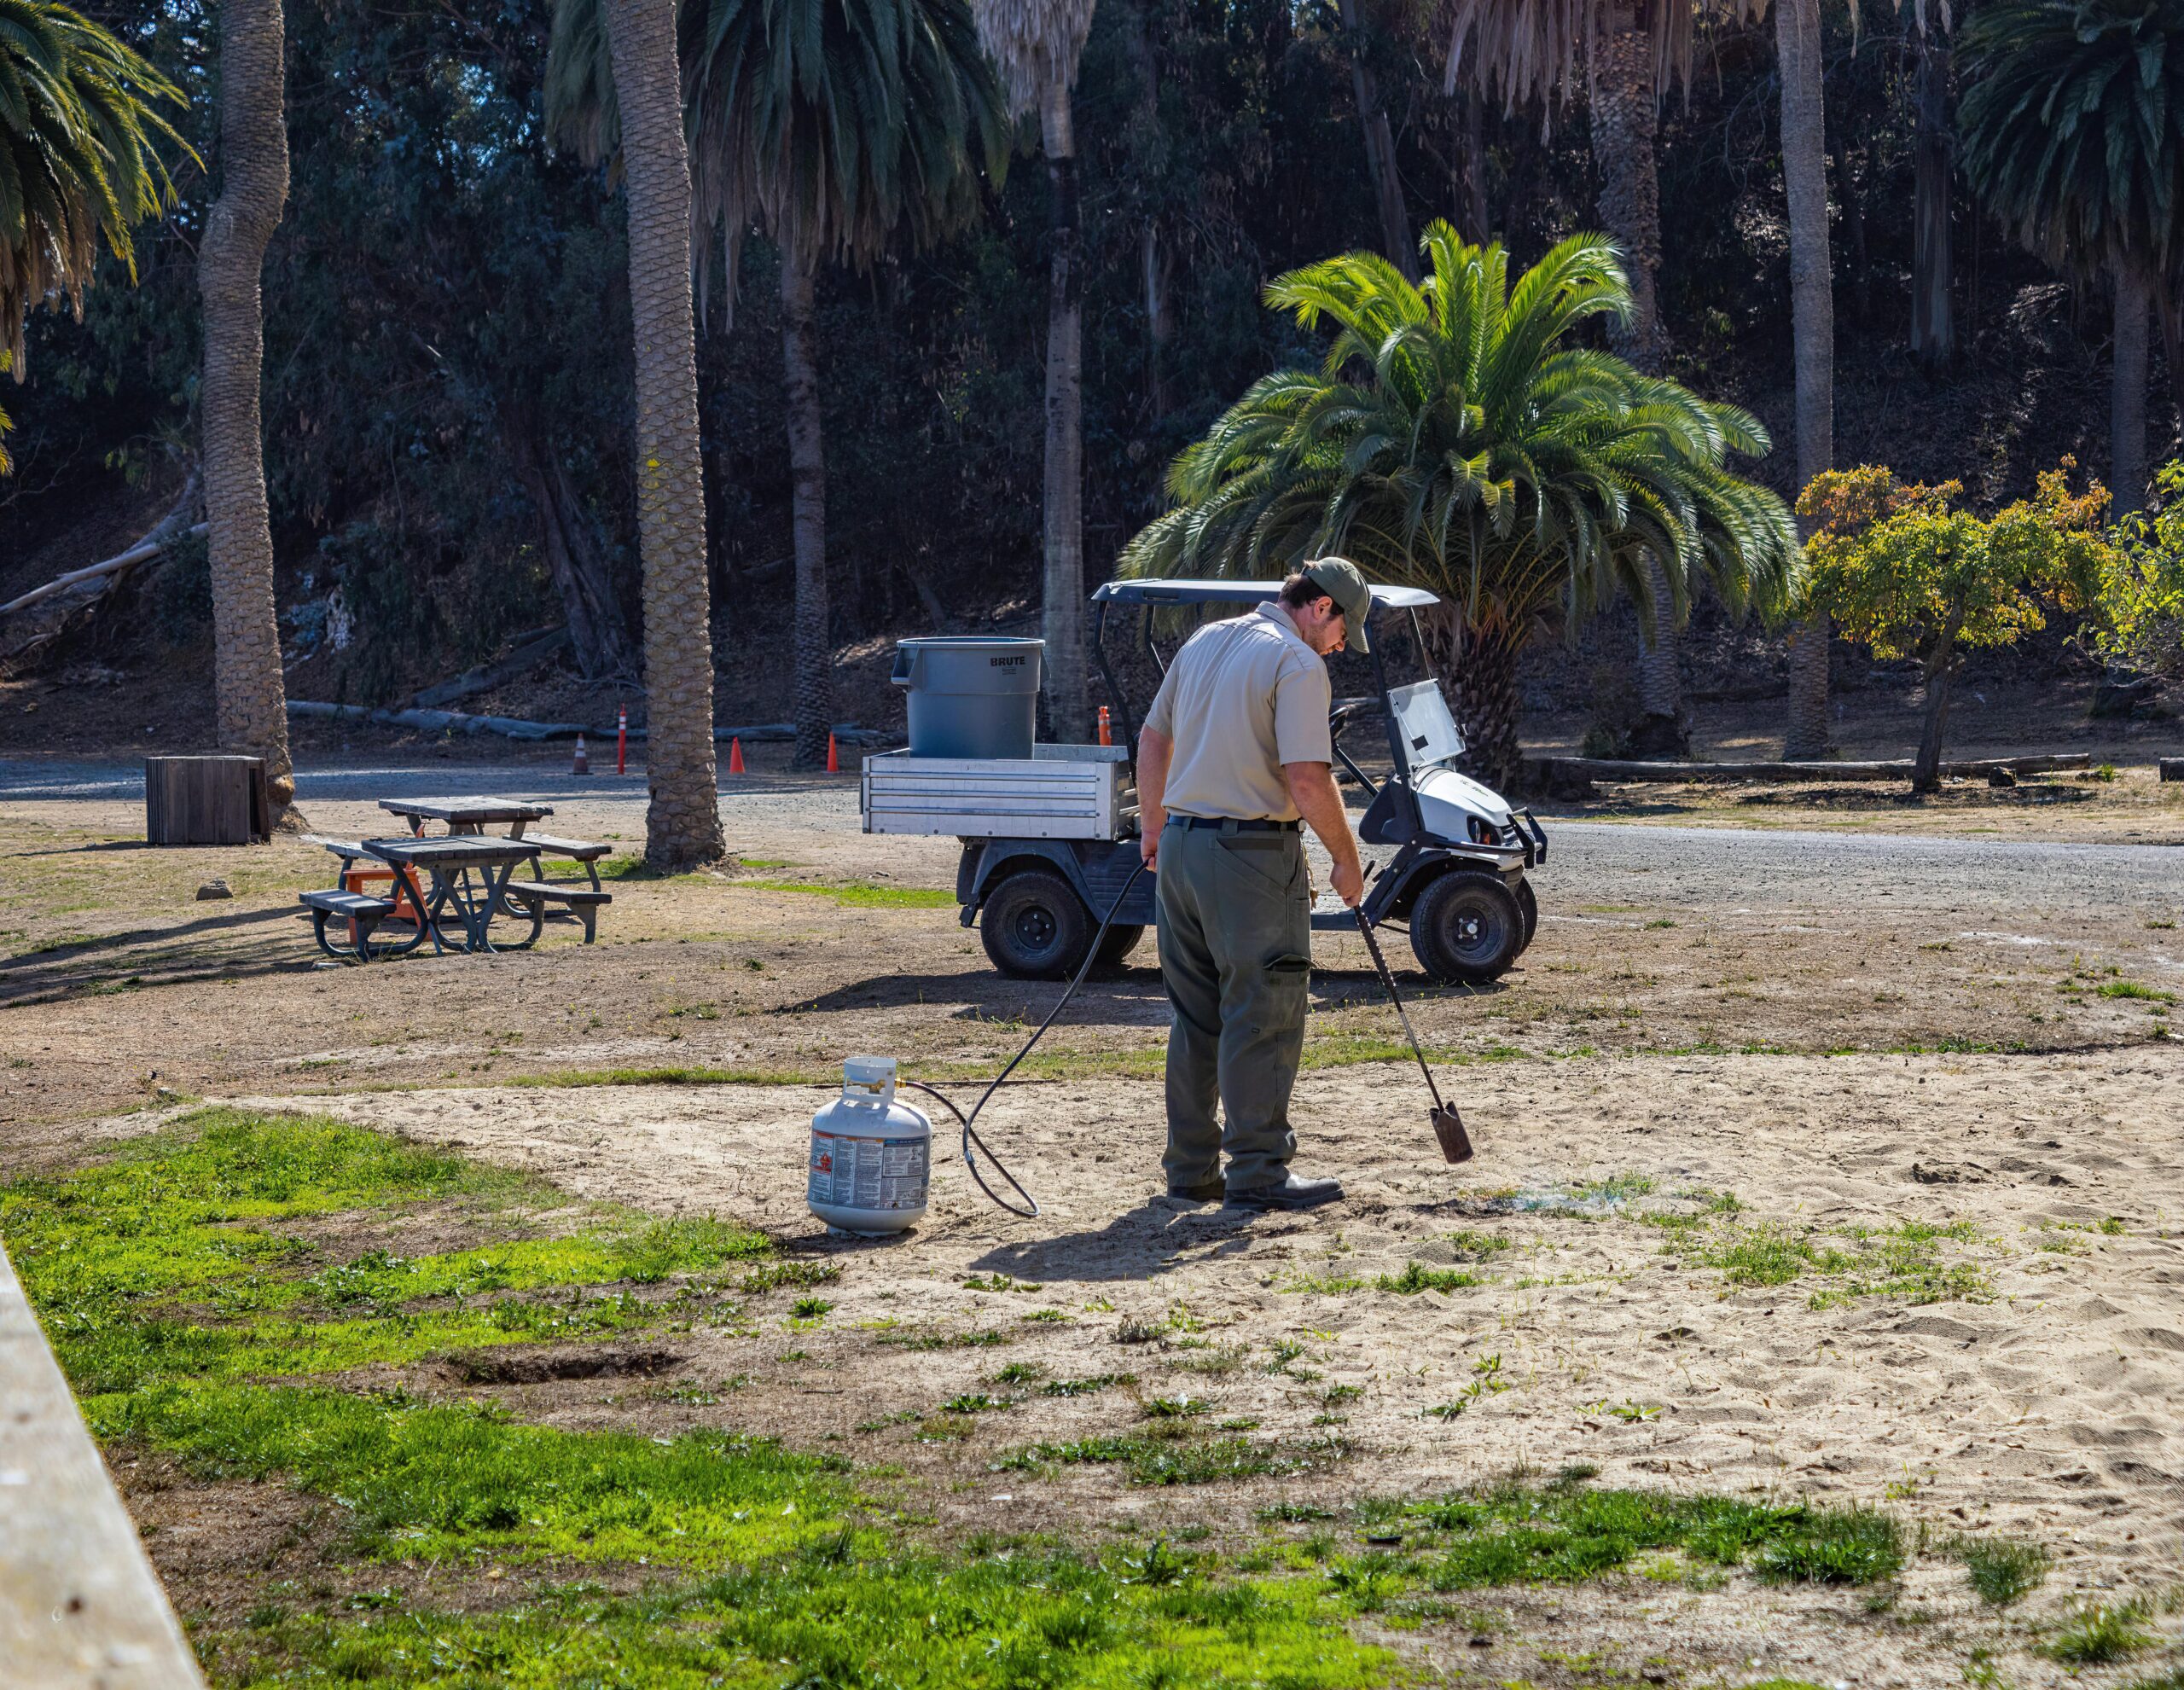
[360, 836, 545, 954]
[380, 795, 553, 837]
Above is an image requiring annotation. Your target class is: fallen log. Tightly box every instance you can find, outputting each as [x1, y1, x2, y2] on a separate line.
[410, 624, 571, 709]
[1529, 753, 2095, 785]
[288, 700, 886, 746]
[0, 476, 204, 671]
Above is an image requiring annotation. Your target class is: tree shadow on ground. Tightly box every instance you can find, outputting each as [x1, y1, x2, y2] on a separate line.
[0, 905, 311, 1005]
[787, 967, 1171, 1021]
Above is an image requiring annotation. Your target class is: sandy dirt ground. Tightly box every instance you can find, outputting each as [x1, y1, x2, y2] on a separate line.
[67, 1046, 2167, 1687]
[7, 759, 2184, 1682]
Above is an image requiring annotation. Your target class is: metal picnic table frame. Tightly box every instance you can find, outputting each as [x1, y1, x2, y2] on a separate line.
[357, 836, 546, 954]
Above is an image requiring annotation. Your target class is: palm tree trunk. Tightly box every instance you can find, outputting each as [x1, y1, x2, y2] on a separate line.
[1778, 0, 1836, 762]
[1589, 0, 1665, 373]
[1910, 31, 1954, 368]
[1123, 0, 1171, 421]
[2112, 269, 2150, 519]
[198, 0, 296, 818]
[1039, 78, 1089, 744]
[781, 245, 832, 771]
[1448, 617, 1525, 794]
[1337, 0, 1416, 282]
[1455, 85, 1488, 243]
[1589, 1, 1679, 747]
[600, 0, 724, 868]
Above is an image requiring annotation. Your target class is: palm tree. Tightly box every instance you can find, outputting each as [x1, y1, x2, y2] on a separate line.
[547, 0, 726, 868]
[1121, 225, 1798, 790]
[1447, 0, 1842, 762]
[1959, 0, 2184, 520]
[1445, 0, 1763, 757]
[1, 0, 186, 375]
[1776, 0, 1835, 758]
[200, 0, 302, 813]
[970, 0, 1096, 743]
[553, 0, 1006, 773]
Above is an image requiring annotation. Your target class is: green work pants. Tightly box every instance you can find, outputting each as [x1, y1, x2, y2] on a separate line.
[1154, 820, 1313, 1191]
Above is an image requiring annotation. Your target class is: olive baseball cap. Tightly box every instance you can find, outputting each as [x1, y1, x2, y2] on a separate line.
[1302, 556, 1373, 652]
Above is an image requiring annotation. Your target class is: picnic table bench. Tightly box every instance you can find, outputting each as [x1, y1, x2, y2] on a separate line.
[299, 806, 615, 960]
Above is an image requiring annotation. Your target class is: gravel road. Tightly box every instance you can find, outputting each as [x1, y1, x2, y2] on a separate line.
[8, 757, 2181, 915]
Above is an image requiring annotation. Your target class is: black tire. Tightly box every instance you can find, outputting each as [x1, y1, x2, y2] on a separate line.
[1409, 869, 1524, 984]
[1514, 878, 1539, 956]
[1095, 922, 1146, 967]
[980, 869, 1093, 979]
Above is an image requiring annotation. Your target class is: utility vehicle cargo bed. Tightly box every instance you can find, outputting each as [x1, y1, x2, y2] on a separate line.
[861, 745, 1136, 841]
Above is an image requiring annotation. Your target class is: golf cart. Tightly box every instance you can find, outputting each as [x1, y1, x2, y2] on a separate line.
[858, 578, 1546, 984]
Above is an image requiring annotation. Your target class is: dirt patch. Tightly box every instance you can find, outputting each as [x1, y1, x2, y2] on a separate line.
[439, 1344, 688, 1385]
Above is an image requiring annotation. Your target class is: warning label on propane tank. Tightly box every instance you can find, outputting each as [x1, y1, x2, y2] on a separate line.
[809, 1133, 929, 1211]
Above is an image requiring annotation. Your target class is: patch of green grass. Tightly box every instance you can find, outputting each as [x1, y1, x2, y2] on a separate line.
[220, 1551, 1396, 1689]
[995, 1435, 1315, 1488]
[96, 1382, 850, 1566]
[0, 1109, 769, 1395]
[1949, 1536, 2049, 1606]
[2046, 1600, 2155, 1664]
[942, 1393, 1014, 1414]
[1362, 1485, 1901, 1593]
[740, 1260, 840, 1294]
[741, 877, 957, 909]
[1040, 1373, 1129, 1397]
[2099, 980, 2179, 1003]
[1374, 1262, 1483, 1295]
[1656, 1212, 1990, 1307]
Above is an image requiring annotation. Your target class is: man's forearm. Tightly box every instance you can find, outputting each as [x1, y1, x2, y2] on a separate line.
[1137, 728, 1173, 864]
[1285, 761, 1360, 875]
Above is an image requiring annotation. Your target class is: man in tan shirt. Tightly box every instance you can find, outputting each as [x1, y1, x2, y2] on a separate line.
[1136, 560, 1370, 1211]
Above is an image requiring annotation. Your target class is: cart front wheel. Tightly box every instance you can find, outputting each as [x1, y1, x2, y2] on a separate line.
[1409, 870, 1524, 984]
[980, 869, 1092, 979]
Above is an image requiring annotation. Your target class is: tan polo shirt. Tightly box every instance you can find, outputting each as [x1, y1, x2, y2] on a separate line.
[1143, 601, 1333, 822]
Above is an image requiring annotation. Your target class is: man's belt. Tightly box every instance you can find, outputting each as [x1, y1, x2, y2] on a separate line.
[1166, 816, 1301, 833]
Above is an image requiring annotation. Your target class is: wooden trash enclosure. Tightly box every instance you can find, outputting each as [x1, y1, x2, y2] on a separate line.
[144, 756, 270, 845]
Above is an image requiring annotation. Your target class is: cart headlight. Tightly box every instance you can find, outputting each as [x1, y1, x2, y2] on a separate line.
[1467, 815, 1496, 845]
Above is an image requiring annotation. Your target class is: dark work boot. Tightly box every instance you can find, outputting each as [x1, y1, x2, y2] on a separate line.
[1166, 1176, 1226, 1203]
[1223, 1172, 1343, 1212]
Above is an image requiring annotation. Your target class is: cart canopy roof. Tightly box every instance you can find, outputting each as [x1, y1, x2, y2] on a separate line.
[1093, 578, 1439, 611]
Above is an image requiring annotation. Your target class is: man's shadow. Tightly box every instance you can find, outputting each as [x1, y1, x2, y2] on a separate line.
[962, 1196, 1267, 1284]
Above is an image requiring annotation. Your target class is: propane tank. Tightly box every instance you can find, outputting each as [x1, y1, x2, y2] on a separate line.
[807, 1056, 930, 1234]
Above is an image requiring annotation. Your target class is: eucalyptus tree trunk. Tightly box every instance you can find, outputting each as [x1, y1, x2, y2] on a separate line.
[1039, 78, 1089, 743]
[198, 0, 296, 816]
[781, 246, 833, 771]
[601, 0, 724, 867]
[2112, 270, 2149, 519]
[1910, 32, 1954, 367]
[502, 404, 635, 679]
[1778, 0, 1836, 761]
[1589, 2, 1681, 751]
[1337, 0, 1416, 282]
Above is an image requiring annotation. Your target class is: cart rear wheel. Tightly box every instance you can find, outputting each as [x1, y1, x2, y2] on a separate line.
[1409, 870, 1523, 984]
[1095, 922, 1145, 967]
[980, 869, 1092, 979]
[1514, 878, 1538, 955]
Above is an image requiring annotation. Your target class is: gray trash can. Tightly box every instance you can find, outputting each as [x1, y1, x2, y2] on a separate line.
[892, 637, 1044, 760]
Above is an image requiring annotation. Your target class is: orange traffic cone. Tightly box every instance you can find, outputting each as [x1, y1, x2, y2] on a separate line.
[827, 733, 839, 773]
[728, 736, 746, 775]
[572, 734, 590, 775]
[1098, 705, 1112, 746]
